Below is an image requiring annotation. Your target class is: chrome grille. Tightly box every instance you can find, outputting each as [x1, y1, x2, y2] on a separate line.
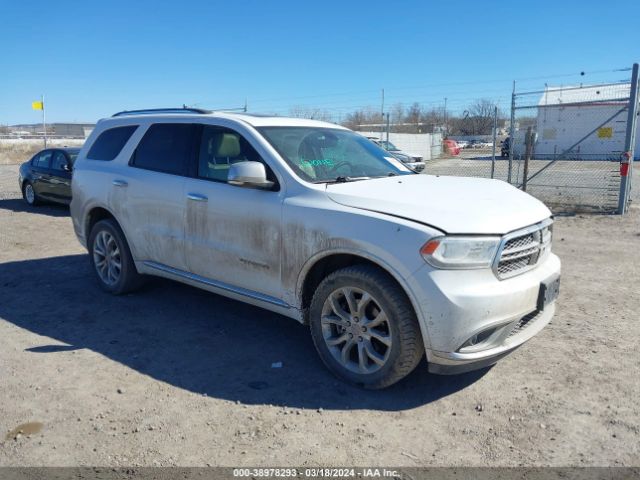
[494, 220, 553, 280]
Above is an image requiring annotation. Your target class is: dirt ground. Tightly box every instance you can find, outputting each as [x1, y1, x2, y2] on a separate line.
[0, 162, 638, 467]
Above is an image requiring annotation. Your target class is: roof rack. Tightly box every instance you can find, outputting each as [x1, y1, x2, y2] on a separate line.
[112, 107, 212, 117]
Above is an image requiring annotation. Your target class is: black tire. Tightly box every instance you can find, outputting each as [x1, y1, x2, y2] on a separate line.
[309, 264, 424, 389]
[88, 219, 144, 295]
[22, 181, 39, 206]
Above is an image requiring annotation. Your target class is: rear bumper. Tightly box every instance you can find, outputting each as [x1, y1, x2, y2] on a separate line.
[69, 201, 88, 248]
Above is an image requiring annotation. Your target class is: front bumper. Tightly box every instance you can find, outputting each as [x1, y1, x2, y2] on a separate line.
[427, 305, 555, 374]
[407, 252, 561, 374]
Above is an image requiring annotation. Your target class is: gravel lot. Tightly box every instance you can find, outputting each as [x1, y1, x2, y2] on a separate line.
[0, 162, 638, 467]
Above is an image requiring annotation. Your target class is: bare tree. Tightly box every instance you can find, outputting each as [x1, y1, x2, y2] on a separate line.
[460, 99, 500, 135]
[390, 103, 404, 126]
[406, 102, 422, 122]
[419, 107, 444, 134]
[343, 107, 381, 131]
[288, 106, 334, 122]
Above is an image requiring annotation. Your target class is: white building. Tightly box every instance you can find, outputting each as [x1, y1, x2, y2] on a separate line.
[517, 83, 639, 160]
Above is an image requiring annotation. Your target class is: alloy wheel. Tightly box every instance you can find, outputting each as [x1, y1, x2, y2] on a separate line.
[25, 184, 35, 204]
[92, 230, 122, 286]
[320, 287, 392, 374]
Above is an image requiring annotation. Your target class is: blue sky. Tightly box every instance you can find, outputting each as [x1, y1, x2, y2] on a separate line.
[1, 0, 638, 124]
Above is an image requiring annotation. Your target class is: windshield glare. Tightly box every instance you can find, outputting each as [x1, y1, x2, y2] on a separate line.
[258, 127, 411, 183]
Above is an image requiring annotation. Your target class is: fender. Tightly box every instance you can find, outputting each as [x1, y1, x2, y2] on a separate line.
[295, 246, 433, 350]
[81, 202, 139, 262]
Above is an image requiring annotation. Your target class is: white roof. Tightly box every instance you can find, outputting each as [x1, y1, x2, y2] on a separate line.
[538, 83, 630, 106]
[220, 112, 347, 129]
[104, 111, 347, 129]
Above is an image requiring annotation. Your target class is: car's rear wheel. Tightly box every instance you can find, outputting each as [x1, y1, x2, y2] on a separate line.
[22, 182, 39, 206]
[309, 264, 424, 389]
[88, 219, 144, 295]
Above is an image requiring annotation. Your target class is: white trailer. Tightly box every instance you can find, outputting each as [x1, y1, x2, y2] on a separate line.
[514, 83, 639, 160]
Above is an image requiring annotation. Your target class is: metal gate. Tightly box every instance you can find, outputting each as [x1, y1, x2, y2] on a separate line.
[507, 64, 638, 213]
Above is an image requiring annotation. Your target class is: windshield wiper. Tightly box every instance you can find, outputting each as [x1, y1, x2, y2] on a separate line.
[316, 176, 369, 184]
[331, 176, 351, 183]
[369, 172, 400, 179]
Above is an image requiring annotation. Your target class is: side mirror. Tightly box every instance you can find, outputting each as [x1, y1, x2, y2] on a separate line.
[228, 161, 274, 189]
[62, 163, 71, 172]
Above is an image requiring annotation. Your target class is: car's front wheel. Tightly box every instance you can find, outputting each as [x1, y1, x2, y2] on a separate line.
[309, 264, 424, 389]
[88, 219, 144, 295]
[22, 182, 39, 206]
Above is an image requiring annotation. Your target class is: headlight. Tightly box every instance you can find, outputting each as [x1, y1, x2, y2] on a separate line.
[420, 236, 501, 269]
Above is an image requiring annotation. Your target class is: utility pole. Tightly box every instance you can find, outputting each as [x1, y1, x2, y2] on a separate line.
[443, 97, 447, 136]
[386, 113, 390, 143]
[380, 88, 385, 140]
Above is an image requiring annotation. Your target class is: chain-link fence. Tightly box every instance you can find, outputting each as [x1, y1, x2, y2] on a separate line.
[417, 65, 639, 214]
[506, 76, 637, 213]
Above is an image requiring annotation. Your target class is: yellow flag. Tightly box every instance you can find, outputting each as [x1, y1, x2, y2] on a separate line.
[32, 101, 44, 110]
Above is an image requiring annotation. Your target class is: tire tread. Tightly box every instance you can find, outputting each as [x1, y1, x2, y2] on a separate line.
[88, 219, 145, 295]
[309, 264, 424, 389]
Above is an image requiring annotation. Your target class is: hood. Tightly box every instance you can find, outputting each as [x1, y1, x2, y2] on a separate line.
[326, 174, 551, 235]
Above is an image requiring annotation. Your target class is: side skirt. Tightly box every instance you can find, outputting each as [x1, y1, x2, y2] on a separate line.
[137, 261, 303, 322]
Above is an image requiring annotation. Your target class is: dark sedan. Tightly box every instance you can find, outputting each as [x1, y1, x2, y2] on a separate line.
[18, 147, 79, 206]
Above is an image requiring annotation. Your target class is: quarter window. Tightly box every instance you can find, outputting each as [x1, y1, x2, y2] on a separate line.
[131, 123, 194, 175]
[87, 125, 138, 161]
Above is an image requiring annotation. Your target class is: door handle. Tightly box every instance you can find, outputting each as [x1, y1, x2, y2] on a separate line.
[112, 179, 128, 187]
[187, 193, 208, 202]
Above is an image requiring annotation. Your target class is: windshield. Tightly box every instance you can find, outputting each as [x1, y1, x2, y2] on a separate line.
[380, 140, 399, 151]
[68, 152, 79, 164]
[258, 127, 412, 183]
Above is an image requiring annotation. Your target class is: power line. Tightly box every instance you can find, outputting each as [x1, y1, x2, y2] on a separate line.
[191, 66, 629, 108]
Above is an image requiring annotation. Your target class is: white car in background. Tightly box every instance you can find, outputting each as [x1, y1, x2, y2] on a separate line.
[366, 137, 424, 172]
[377, 139, 423, 162]
[70, 108, 560, 389]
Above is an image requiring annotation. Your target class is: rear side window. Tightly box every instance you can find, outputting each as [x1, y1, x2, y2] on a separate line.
[131, 123, 194, 175]
[87, 125, 138, 161]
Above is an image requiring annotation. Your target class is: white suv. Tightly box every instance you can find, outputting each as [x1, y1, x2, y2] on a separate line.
[70, 108, 561, 389]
